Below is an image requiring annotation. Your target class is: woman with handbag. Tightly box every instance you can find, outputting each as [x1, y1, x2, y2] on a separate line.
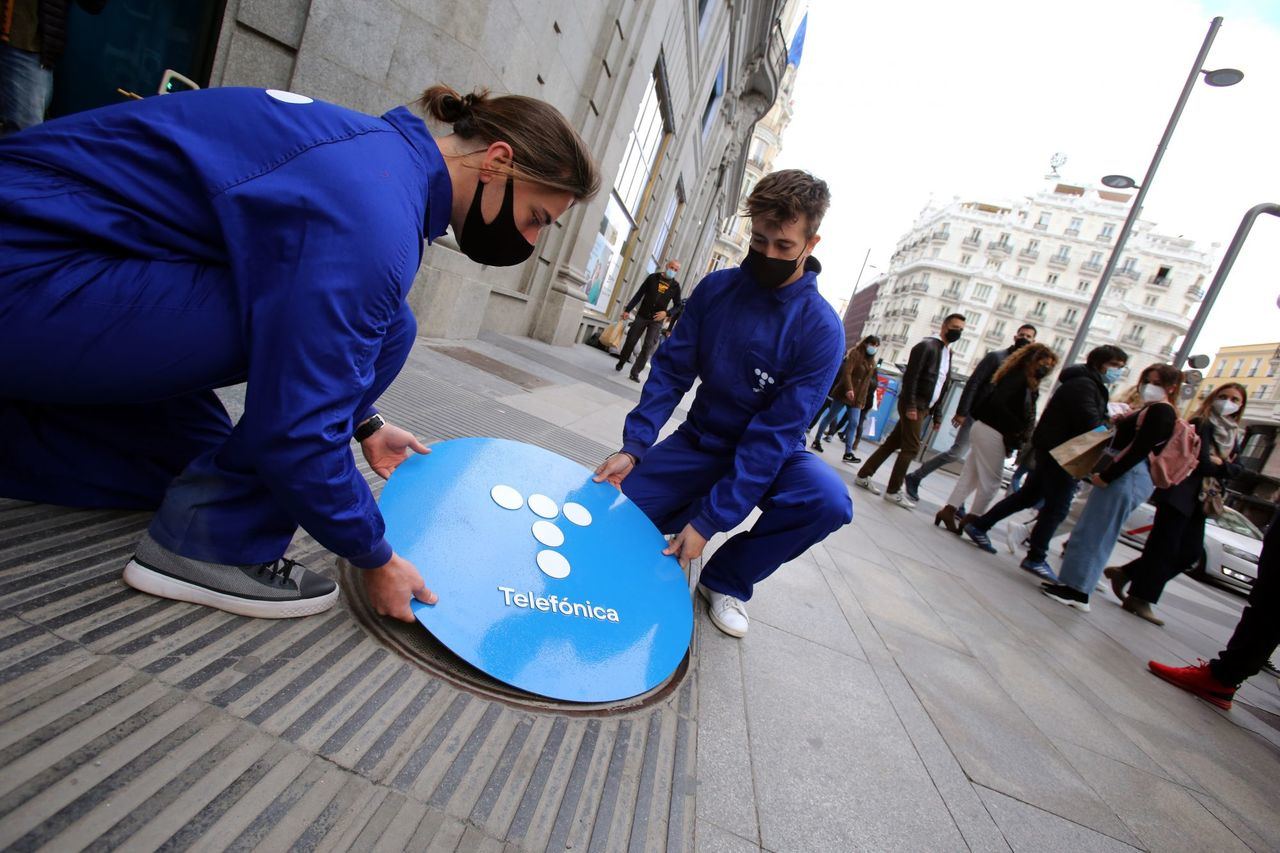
[936, 344, 1058, 532]
[1105, 383, 1248, 624]
[1040, 364, 1183, 610]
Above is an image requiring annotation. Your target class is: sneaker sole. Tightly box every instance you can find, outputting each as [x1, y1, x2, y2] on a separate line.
[697, 585, 747, 638]
[123, 560, 338, 619]
[1147, 666, 1232, 710]
[1041, 588, 1090, 612]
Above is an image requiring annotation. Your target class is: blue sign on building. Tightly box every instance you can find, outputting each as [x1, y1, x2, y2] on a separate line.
[378, 438, 694, 703]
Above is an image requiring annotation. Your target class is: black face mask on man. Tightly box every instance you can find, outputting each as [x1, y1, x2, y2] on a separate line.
[458, 175, 535, 266]
[744, 247, 804, 289]
[944, 328, 963, 344]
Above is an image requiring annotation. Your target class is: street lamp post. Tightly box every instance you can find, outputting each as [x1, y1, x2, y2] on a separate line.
[1063, 16, 1242, 367]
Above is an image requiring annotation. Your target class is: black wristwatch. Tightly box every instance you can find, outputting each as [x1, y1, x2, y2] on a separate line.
[354, 413, 386, 442]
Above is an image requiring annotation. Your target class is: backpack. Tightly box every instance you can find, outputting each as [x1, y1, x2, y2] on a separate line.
[1122, 404, 1201, 489]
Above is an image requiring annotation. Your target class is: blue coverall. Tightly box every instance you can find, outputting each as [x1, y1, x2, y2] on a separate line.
[0, 88, 453, 570]
[620, 259, 853, 601]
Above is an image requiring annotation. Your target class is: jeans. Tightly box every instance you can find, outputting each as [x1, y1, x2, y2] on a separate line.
[974, 449, 1076, 563]
[1212, 518, 1279, 686]
[908, 417, 973, 486]
[1057, 462, 1154, 595]
[0, 43, 53, 137]
[816, 402, 863, 454]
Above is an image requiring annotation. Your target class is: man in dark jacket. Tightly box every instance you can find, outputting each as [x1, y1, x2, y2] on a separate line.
[856, 314, 965, 507]
[0, 0, 107, 136]
[614, 259, 683, 381]
[963, 344, 1129, 580]
[904, 323, 1037, 500]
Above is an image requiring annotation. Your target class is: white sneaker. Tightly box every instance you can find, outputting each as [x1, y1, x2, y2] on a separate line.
[855, 476, 882, 495]
[885, 490, 916, 509]
[698, 584, 749, 638]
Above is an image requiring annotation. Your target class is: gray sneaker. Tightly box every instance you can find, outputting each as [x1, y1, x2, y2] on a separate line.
[124, 533, 338, 619]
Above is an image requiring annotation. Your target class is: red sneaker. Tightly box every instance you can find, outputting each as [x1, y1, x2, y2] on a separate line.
[1148, 659, 1236, 710]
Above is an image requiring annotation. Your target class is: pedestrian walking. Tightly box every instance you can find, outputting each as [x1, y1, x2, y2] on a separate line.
[937, 344, 1057, 532]
[0, 0, 107, 136]
[847, 373, 879, 462]
[1041, 364, 1184, 610]
[905, 323, 1037, 501]
[1148, 512, 1279, 710]
[615, 260, 683, 381]
[1105, 383, 1247, 624]
[0, 84, 599, 621]
[593, 169, 851, 639]
[811, 335, 880, 463]
[963, 345, 1130, 580]
[855, 315, 965, 508]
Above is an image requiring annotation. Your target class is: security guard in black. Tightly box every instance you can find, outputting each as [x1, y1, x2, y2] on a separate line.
[615, 260, 683, 380]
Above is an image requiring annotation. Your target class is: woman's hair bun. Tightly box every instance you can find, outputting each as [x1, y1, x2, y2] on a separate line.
[419, 85, 490, 127]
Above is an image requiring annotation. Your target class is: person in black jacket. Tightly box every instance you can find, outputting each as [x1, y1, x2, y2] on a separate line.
[937, 344, 1057, 532]
[905, 324, 1037, 501]
[614, 259, 682, 381]
[1106, 382, 1248, 624]
[964, 344, 1129, 580]
[0, 0, 107, 136]
[856, 314, 965, 507]
[1042, 364, 1182, 609]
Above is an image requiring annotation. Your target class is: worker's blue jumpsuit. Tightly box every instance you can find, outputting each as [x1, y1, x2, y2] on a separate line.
[0, 88, 453, 570]
[620, 259, 853, 601]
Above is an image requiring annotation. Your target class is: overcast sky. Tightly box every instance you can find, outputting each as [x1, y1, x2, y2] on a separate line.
[776, 0, 1280, 361]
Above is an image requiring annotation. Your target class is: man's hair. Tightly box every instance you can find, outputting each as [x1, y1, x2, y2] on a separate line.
[1086, 344, 1129, 369]
[744, 169, 830, 237]
[1017, 323, 1038, 336]
[943, 313, 966, 324]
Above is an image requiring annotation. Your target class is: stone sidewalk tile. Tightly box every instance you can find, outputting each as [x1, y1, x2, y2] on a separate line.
[975, 785, 1142, 852]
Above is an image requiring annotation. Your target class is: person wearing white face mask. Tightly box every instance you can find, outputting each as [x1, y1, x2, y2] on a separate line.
[1041, 364, 1183, 610]
[1105, 382, 1248, 623]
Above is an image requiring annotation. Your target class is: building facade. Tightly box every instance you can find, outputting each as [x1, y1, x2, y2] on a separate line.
[53, 0, 795, 346]
[840, 282, 880, 346]
[706, 10, 804, 275]
[861, 182, 1216, 382]
[1201, 342, 1280, 404]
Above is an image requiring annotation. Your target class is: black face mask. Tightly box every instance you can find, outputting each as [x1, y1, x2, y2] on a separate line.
[1013, 337, 1032, 349]
[944, 328, 962, 344]
[1034, 365, 1052, 379]
[458, 175, 535, 266]
[744, 247, 804, 289]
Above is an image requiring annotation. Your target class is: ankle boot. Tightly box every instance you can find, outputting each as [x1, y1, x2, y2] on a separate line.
[934, 505, 961, 534]
[1123, 596, 1165, 626]
[1103, 566, 1129, 600]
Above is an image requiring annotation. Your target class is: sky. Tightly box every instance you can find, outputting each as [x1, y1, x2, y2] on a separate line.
[775, 0, 1280, 361]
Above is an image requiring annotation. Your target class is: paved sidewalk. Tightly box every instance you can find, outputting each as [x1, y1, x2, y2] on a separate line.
[2, 332, 1277, 852]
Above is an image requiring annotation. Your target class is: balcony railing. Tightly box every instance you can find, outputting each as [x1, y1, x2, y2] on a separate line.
[1056, 316, 1078, 330]
[901, 307, 919, 319]
[1033, 222, 1048, 230]
[941, 288, 963, 300]
[1027, 311, 1047, 323]
[1122, 334, 1146, 348]
[1114, 268, 1140, 281]
[961, 236, 981, 248]
[984, 328, 1004, 341]
[1081, 260, 1103, 273]
[1064, 228, 1080, 237]
[1147, 275, 1170, 287]
[995, 303, 1018, 317]
[1018, 247, 1040, 261]
[1047, 254, 1070, 268]
[987, 241, 1013, 254]
[1096, 232, 1114, 243]
[931, 229, 949, 242]
[1187, 286, 1205, 300]
[911, 282, 929, 292]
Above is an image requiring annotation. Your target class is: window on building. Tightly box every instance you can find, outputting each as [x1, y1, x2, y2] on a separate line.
[1032, 300, 1047, 317]
[973, 283, 992, 300]
[647, 178, 685, 271]
[991, 320, 1006, 336]
[921, 272, 930, 283]
[968, 311, 983, 326]
[1068, 217, 1083, 234]
[1036, 211, 1051, 229]
[1120, 256, 1137, 272]
[1214, 360, 1225, 377]
[1256, 385, 1270, 399]
[997, 231, 1010, 245]
[1249, 357, 1262, 377]
[1016, 266, 1027, 278]
[1028, 238, 1040, 250]
[1000, 296, 1017, 311]
[969, 227, 982, 241]
[1268, 360, 1278, 377]
[961, 253, 973, 265]
[1231, 358, 1243, 377]
[1128, 323, 1146, 340]
[1056, 245, 1071, 258]
[1088, 250, 1104, 265]
[1100, 223, 1116, 240]
[1078, 279, 1092, 292]
[701, 59, 726, 133]
[1063, 308, 1079, 324]
[1154, 265, 1172, 283]
[1053, 335, 1068, 353]
[1144, 294, 1158, 306]
[1046, 273, 1059, 285]
[931, 247, 940, 258]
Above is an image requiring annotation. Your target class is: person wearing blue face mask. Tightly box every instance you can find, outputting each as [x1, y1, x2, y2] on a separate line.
[811, 334, 880, 463]
[615, 259, 683, 381]
[964, 344, 1129, 582]
[592, 169, 851, 639]
[0, 84, 599, 622]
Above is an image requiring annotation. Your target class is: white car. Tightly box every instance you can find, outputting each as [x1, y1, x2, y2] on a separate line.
[1119, 503, 1263, 594]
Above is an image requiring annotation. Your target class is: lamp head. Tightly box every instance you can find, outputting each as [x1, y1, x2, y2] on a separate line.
[1202, 68, 1244, 87]
[1101, 175, 1138, 190]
